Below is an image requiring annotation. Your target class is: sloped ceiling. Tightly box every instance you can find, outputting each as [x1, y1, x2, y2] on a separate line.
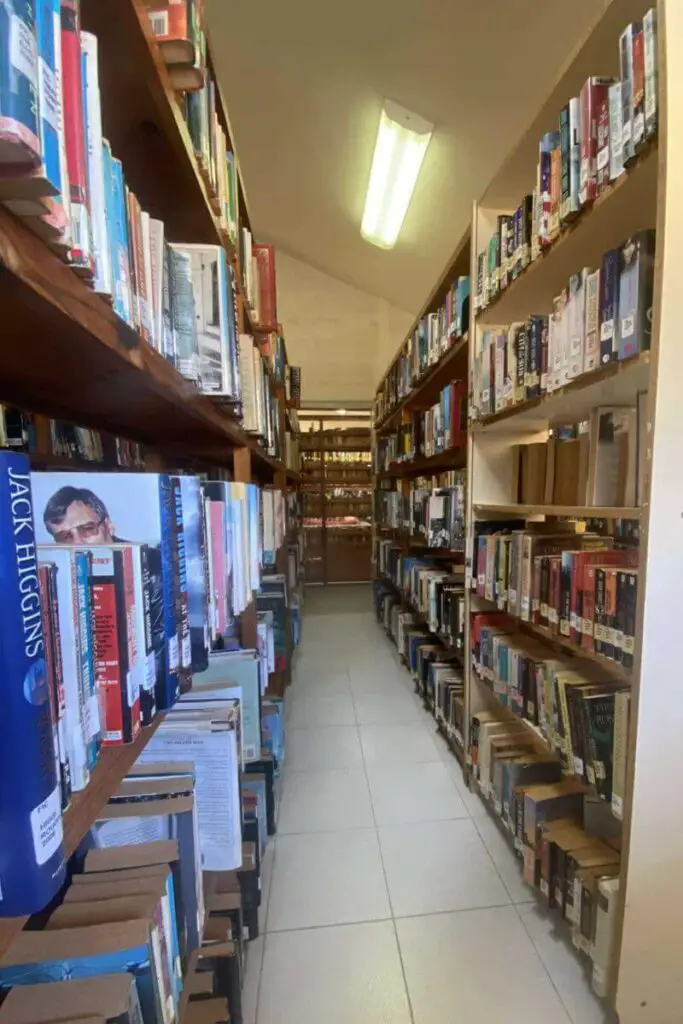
[206, 0, 604, 315]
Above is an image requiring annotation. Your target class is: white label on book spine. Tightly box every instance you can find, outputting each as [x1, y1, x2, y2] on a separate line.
[148, 9, 170, 36]
[39, 58, 59, 132]
[169, 634, 179, 672]
[10, 14, 38, 86]
[31, 784, 63, 866]
[633, 112, 645, 145]
[600, 319, 613, 342]
[596, 147, 609, 171]
[612, 794, 623, 819]
[182, 633, 192, 669]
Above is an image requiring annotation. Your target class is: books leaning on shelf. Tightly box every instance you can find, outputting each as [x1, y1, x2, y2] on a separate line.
[469, 710, 624, 996]
[376, 470, 466, 548]
[0, 405, 147, 468]
[473, 8, 658, 317]
[471, 229, 655, 422]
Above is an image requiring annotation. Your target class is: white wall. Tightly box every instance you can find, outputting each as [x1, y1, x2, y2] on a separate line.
[275, 251, 414, 404]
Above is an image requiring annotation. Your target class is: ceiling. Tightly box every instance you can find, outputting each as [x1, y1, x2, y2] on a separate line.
[207, 0, 604, 316]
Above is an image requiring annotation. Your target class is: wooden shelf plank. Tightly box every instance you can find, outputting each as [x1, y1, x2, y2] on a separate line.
[0, 715, 165, 960]
[473, 503, 642, 520]
[374, 334, 469, 435]
[472, 352, 651, 434]
[377, 447, 467, 479]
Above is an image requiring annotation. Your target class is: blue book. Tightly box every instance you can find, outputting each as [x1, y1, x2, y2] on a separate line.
[176, 476, 209, 673]
[0, 0, 41, 167]
[170, 478, 191, 675]
[111, 157, 133, 326]
[35, 0, 60, 192]
[0, 920, 169, 1024]
[0, 452, 65, 917]
[102, 140, 123, 318]
[31, 472, 180, 711]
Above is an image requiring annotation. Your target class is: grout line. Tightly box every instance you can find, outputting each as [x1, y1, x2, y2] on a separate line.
[263, 900, 522, 935]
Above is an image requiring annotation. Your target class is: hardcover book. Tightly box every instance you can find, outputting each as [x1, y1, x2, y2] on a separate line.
[0, 0, 41, 167]
[598, 248, 620, 365]
[619, 24, 635, 165]
[81, 32, 111, 296]
[61, 0, 93, 273]
[0, 452, 65, 917]
[618, 230, 655, 359]
[643, 8, 658, 140]
[0, 974, 144, 1024]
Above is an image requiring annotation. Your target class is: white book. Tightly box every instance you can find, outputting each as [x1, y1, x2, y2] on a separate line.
[38, 547, 90, 792]
[583, 268, 601, 373]
[643, 8, 658, 139]
[140, 213, 155, 347]
[238, 334, 258, 433]
[148, 218, 165, 353]
[567, 270, 587, 380]
[592, 876, 620, 998]
[81, 33, 111, 296]
[619, 26, 635, 163]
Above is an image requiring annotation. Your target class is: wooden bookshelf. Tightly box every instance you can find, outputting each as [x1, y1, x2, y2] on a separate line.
[473, 502, 643, 520]
[377, 448, 467, 480]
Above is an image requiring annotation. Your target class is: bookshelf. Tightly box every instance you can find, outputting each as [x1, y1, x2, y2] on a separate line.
[301, 419, 373, 584]
[0, 0, 301, 978]
[372, 0, 683, 1015]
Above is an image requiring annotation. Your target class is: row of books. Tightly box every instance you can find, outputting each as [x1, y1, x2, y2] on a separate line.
[375, 275, 470, 422]
[0, 452, 290, 916]
[470, 711, 621, 997]
[511, 404, 645, 510]
[0, 407, 146, 468]
[147, 0, 207, 90]
[470, 229, 655, 422]
[376, 544, 466, 652]
[376, 471, 466, 549]
[374, 381, 467, 471]
[474, 8, 657, 315]
[374, 585, 465, 751]
[473, 521, 639, 667]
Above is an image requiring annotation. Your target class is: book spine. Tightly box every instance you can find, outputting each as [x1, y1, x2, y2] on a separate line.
[595, 87, 610, 193]
[620, 25, 635, 164]
[60, 0, 92, 271]
[599, 248, 620, 365]
[37, 564, 61, 811]
[644, 8, 658, 140]
[172, 476, 192, 675]
[120, 544, 141, 739]
[622, 570, 638, 669]
[253, 243, 277, 328]
[159, 474, 180, 708]
[611, 692, 630, 818]
[608, 82, 624, 182]
[594, 567, 606, 655]
[0, 0, 41, 166]
[632, 22, 645, 151]
[138, 542, 158, 725]
[80, 31, 111, 295]
[91, 549, 127, 744]
[36, 0, 61, 194]
[45, 559, 70, 806]
[559, 551, 573, 637]
[74, 549, 98, 768]
[549, 144, 560, 239]
[0, 453, 65, 916]
[583, 268, 600, 373]
[111, 157, 133, 325]
[559, 104, 570, 221]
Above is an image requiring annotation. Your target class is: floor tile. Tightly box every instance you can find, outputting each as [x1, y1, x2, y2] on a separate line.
[354, 691, 423, 725]
[379, 818, 511, 917]
[286, 726, 363, 771]
[397, 906, 571, 1023]
[258, 842, 276, 932]
[242, 933, 263, 1024]
[288, 692, 356, 728]
[258, 922, 412, 1024]
[268, 830, 390, 931]
[360, 723, 441, 766]
[517, 903, 609, 1024]
[439, 751, 490, 818]
[290, 667, 351, 696]
[473, 812, 535, 905]
[278, 767, 374, 834]
[367, 760, 469, 826]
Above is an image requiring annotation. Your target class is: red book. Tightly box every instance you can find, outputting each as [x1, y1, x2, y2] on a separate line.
[595, 91, 611, 194]
[449, 380, 467, 449]
[90, 548, 140, 746]
[253, 243, 277, 329]
[579, 76, 613, 206]
[60, 0, 92, 273]
[632, 24, 645, 149]
[574, 548, 639, 646]
[548, 556, 561, 634]
[209, 501, 226, 637]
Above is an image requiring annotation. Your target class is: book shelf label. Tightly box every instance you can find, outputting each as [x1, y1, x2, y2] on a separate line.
[30, 784, 63, 866]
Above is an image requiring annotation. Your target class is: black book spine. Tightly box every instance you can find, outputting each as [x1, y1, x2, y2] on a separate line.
[599, 248, 620, 365]
[139, 543, 157, 725]
[594, 568, 606, 655]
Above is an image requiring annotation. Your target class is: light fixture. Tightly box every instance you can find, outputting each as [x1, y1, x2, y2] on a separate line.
[361, 99, 434, 250]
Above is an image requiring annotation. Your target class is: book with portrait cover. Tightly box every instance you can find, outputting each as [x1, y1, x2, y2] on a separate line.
[0, 452, 65, 917]
[31, 472, 180, 710]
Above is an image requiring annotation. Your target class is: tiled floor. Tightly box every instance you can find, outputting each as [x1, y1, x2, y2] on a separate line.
[245, 585, 609, 1024]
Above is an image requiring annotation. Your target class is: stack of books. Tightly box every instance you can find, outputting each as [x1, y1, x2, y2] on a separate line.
[474, 9, 658, 316]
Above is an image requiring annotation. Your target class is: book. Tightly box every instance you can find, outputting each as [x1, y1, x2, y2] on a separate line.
[0, 974, 144, 1024]
[559, 98, 580, 222]
[643, 8, 658, 141]
[598, 248, 620, 365]
[620, 24, 636, 165]
[579, 77, 613, 206]
[0, 0, 41, 168]
[146, 0, 197, 65]
[608, 82, 624, 183]
[0, 453, 66, 917]
[61, 0, 92, 273]
[80, 32, 111, 296]
[32, 472, 181, 710]
[253, 243, 277, 328]
[174, 244, 236, 397]
[632, 21, 645, 151]
[168, 245, 200, 383]
[618, 230, 655, 360]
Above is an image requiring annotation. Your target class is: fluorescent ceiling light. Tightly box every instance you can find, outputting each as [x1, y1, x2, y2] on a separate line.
[361, 99, 434, 250]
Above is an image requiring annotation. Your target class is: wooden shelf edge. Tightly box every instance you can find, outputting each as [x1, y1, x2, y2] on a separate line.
[473, 503, 642, 520]
[377, 446, 467, 479]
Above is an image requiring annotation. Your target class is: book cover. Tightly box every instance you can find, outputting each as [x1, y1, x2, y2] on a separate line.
[175, 244, 233, 397]
[32, 472, 180, 710]
[253, 243, 277, 329]
[0, 454, 65, 917]
[168, 245, 200, 383]
[618, 230, 655, 360]
[0, 0, 41, 167]
[80, 31, 111, 296]
[60, 0, 92, 272]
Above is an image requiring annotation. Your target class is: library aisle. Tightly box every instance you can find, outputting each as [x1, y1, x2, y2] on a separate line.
[243, 586, 607, 1024]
